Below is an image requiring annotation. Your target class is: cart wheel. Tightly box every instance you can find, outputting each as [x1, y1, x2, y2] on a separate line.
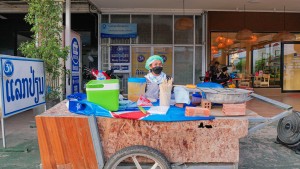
[277, 111, 300, 146]
[104, 145, 171, 169]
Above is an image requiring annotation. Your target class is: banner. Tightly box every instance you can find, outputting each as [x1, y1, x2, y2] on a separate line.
[154, 47, 173, 76]
[101, 23, 137, 38]
[0, 55, 45, 118]
[131, 47, 151, 77]
[110, 46, 130, 73]
[71, 32, 81, 94]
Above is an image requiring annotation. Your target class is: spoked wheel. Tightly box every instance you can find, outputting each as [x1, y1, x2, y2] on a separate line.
[104, 145, 171, 169]
[277, 111, 300, 146]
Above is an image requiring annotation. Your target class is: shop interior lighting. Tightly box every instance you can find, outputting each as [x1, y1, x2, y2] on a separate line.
[175, 0, 193, 30]
[236, 5, 253, 41]
[272, 6, 296, 41]
[217, 42, 226, 49]
[215, 35, 226, 43]
[225, 38, 234, 46]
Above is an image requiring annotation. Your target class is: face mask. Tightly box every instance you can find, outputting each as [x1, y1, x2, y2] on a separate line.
[151, 66, 163, 74]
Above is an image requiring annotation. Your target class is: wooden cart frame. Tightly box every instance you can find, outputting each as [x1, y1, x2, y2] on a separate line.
[36, 92, 294, 169]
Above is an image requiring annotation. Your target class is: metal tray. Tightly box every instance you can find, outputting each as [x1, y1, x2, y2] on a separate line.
[201, 88, 253, 104]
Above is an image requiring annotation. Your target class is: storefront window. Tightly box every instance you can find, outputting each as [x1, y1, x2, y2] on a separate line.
[174, 46, 194, 84]
[195, 46, 203, 83]
[211, 32, 282, 88]
[195, 15, 203, 45]
[111, 15, 130, 44]
[282, 42, 300, 91]
[131, 15, 151, 44]
[101, 15, 109, 44]
[100, 45, 110, 71]
[99, 14, 204, 92]
[174, 15, 193, 44]
[153, 15, 172, 44]
[229, 50, 246, 73]
[252, 42, 281, 87]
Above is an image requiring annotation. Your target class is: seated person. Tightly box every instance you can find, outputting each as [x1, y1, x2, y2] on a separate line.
[209, 61, 220, 82]
[213, 66, 230, 86]
[144, 55, 190, 106]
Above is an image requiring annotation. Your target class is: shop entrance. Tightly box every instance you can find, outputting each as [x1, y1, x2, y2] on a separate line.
[282, 42, 300, 92]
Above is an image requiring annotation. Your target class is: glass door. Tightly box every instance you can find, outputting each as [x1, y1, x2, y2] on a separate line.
[282, 42, 300, 92]
[251, 42, 281, 88]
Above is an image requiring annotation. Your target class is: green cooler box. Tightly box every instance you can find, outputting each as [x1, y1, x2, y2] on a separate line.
[86, 79, 119, 111]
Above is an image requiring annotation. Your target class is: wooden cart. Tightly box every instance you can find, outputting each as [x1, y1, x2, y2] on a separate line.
[36, 92, 293, 169]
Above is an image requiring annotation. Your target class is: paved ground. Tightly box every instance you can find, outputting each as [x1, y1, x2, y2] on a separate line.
[239, 122, 300, 169]
[0, 110, 40, 169]
[0, 94, 300, 169]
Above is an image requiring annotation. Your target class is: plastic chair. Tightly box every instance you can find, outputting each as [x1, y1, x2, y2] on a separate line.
[239, 74, 251, 87]
[260, 74, 270, 87]
[253, 75, 262, 87]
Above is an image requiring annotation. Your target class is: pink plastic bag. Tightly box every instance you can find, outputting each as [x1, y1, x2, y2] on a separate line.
[137, 95, 153, 106]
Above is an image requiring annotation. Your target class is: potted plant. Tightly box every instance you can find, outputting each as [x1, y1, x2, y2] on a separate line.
[19, 0, 69, 108]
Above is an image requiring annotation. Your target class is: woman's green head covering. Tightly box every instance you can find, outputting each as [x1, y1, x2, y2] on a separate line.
[145, 55, 164, 70]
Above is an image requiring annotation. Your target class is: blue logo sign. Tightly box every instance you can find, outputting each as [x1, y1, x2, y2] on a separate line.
[3, 60, 14, 77]
[71, 38, 79, 72]
[161, 55, 167, 62]
[137, 55, 145, 62]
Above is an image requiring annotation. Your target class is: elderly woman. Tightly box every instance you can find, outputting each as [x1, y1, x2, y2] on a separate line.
[144, 55, 168, 100]
[144, 55, 190, 106]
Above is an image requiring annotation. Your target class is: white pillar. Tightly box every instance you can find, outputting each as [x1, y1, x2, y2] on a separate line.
[65, 0, 72, 96]
[98, 13, 101, 70]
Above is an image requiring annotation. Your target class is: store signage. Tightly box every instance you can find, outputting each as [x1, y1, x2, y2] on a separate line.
[110, 46, 130, 63]
[110, 65, 129, 71]
[120, 65, 129, 70]
[111, 65, 120, 70]
[72, 75, 79, 94]
[71, 37, 80, 72]
[101, 23, 137, 38]
[70, 32, 81, 94]
[0, 55, 45, 118]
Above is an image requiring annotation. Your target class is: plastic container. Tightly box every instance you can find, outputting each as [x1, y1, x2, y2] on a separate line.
[86, 79, 119, 111]
[196, 82, 223, 88]
[128, 77, 146, 102]
[192, 93, 202, 105]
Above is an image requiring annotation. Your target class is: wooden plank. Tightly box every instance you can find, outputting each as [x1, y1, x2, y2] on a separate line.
[56, 118, 71, 166]
[75, 118, 98, 169]
[37, 116, 99, 169]
[61, 117, 86, 169]
[57, 163, 72, 169]
[45, 117, 67, 165]
[36, 117, 56, 169]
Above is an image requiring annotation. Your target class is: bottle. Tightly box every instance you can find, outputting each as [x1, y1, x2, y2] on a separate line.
[97, 71, 106, 80]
